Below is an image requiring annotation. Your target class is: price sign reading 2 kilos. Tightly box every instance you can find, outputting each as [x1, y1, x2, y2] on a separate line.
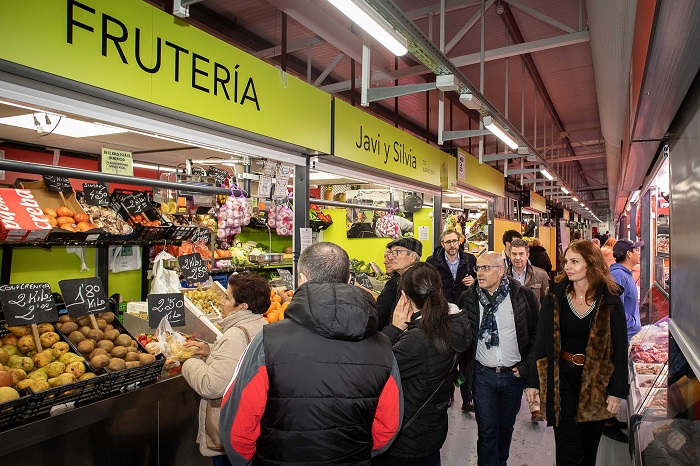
[0, 283, 58, 326]
[148, 293, 185, 327]
[58, 278, 110, 317]
[178, 253, 210, 285]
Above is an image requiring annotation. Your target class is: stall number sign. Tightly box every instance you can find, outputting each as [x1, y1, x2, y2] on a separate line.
[0, 283, 58, 326]
[123, 193, 150, 215]
[147, 293, 185, 327]
[178, 253, 210, 285]
[42, 175, 73, 193]
[207, 167, 229, 184]
[58, 278, 110, 317]
[83, 183, 110, 206]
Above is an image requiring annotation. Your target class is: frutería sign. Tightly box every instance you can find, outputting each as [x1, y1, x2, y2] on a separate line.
[0, 0, 331, 153]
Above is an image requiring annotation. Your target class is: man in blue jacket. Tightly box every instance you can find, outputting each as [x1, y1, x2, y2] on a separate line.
[610, 239, 643, 340]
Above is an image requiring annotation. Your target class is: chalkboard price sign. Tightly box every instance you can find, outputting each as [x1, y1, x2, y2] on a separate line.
[147, 293, 186, 328]
[190, 227, 211, 244]
[178, 253, 210, 285]
[58, 278, 110, 317]
[277, 269, 294, 291]
[191, 167, 207, 176]
[123, 193, 151, 215]
[207, 166, 229, 184]
[42, 175, 73, 193]
[83, 183, 110, 206]
[0, 283, 58, 326]
[355, 273, 373, 290]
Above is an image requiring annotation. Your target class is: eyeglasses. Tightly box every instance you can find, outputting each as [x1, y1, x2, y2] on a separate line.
[442, 239, 460, 245]
[474, 265, 503, 273]
[384, 248, 412, 258]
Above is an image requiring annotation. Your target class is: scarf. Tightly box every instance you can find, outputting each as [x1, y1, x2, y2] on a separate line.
[476, 275, 510, 349]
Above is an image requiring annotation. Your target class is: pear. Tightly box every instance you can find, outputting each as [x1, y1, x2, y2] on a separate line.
[0, 386, 20, 402]
[43, 361, 66, 378]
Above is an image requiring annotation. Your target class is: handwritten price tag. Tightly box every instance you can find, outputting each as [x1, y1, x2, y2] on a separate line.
[147, 293, 186, 327]
[207, 166, 229, 184]
[0, 283, 58, 326]
[123, 193, 150, 215]
[83, 183, 110, 206]
[178, 253, 210, 285]
[43, 175, 73, 193]
[58, 278, 110, 317]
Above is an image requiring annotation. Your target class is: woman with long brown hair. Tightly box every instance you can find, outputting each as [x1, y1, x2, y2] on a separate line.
[376, 262, 471, 466]
[525, 240, 628, 465]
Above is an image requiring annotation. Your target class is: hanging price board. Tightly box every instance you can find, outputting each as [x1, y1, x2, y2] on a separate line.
[277, 269, 294, 290]
[147, 293, 186, 327]
[190, 227, 211, 244]
[0, 283, 58, 326]
[123, 193, 151, 215]
[207, 166, 229, 184]
[58, 278, 110, 317]
[42, 175, 73, 193]
[178, 253, 210, 285]
[191, 167, 207, 176]
[83, 183, 110, 206]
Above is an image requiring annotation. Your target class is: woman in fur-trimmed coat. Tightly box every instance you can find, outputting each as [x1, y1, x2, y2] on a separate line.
[525, 240, 628, 466]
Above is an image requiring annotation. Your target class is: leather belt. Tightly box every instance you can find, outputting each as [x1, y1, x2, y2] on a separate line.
[477, 361, 513, 373]
[561, 351, 586, 366]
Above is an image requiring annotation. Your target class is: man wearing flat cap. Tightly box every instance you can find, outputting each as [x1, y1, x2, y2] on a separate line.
[610, 238, 644, 340]
[376, 237, 422, 331]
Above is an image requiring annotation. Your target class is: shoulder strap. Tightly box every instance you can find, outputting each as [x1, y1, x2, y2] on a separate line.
[236, 325, 252, 345]
[401, 353, 459, 432]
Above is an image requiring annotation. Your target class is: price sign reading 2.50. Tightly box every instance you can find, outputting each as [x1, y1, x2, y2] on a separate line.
[147, 293, 186, 328]
[177, 253, 210, 285]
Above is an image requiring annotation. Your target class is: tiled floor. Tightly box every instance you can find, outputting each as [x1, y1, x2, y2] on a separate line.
[440, 391, 633, 465]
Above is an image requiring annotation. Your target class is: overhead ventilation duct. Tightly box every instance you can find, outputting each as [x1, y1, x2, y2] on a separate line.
[585, 0, 636, 219]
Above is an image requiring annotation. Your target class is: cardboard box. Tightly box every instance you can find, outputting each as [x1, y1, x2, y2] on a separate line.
[0, 188, 53, 242]
[19, 180, 102, 241]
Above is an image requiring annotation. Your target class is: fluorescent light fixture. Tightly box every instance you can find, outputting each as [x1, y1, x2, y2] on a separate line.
[133, 162, 178, 173]
[572, 197, 578, 202]
[327, 0, 408, 55]
[580, 203, 585, 206]
[0, 113, 127, 137]
[442, 203, 453, 208]
[561, 187, 570, 194]
[436, 75, 459, 92]
[459, 93, 481, 110]
[540, 168, 554, 180]
[630, 190, 640, 204]
[0, 99, 50, 114]
[483, 116, 518, 150]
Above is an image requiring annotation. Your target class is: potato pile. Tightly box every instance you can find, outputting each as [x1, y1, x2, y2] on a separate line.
[57, 312, 156, 372]
[0, 323, 95, 399]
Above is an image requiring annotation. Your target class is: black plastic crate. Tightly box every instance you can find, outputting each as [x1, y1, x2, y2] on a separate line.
[76, 194, 133, 243]
[23, 373, 107, 420]
[98, 318, 165, 396]
[165, 224, 198, 241]
[111, 199, 171, 242]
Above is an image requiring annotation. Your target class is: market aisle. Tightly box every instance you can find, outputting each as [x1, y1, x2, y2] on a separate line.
[440, 391, 633, 465]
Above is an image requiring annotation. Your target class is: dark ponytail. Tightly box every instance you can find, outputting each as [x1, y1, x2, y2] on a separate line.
[398, 263, 451, 353]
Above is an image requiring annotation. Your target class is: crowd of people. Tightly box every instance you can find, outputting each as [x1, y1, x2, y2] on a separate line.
[178, 226, 639, 466]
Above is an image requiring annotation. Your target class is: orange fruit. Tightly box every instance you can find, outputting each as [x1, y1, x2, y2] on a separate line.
[267, 312, 279, 323]
[278, 312, 285, 320]
[272, 295, 282, 304]
[281, 301, 289, 310]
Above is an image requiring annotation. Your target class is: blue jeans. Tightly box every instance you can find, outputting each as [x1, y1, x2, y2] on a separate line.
[473, 362, 525, 466]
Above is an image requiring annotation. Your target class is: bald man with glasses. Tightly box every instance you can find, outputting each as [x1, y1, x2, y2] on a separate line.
[457, 251, 540, 466]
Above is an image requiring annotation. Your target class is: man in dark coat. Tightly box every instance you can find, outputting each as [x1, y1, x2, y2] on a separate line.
[426, 229, 476, 411]
[458, 251, 539, 466]
[219, 242, 403, 466]
[376, 237, 422, 330]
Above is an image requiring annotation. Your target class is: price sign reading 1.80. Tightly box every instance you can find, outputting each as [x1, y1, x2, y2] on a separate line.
[58, 278, 110, 317]
[147, 293, 185, 328]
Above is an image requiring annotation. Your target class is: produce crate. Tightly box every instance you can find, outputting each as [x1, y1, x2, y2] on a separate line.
[0, 323, 31, 430]
[310, 219, 333, 232]
[76, 194, 133, 242]
[23, 373, 106, 420]
[111, 199, 171, 242]
[165, 223, 198, 241]
[97, 318, 165, 396]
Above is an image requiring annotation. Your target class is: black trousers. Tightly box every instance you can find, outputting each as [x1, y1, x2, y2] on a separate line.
[553, 395, 606, 465]
[459, 353, 474, 403]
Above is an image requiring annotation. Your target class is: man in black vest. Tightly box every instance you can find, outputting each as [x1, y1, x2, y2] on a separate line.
[219, 242, 403, 466]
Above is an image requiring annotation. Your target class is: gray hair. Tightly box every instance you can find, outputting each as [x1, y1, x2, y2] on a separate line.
[298, 242, 350, 284]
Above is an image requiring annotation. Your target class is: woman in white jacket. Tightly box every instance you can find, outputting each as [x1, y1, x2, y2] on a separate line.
[182, 274, 270, 466]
